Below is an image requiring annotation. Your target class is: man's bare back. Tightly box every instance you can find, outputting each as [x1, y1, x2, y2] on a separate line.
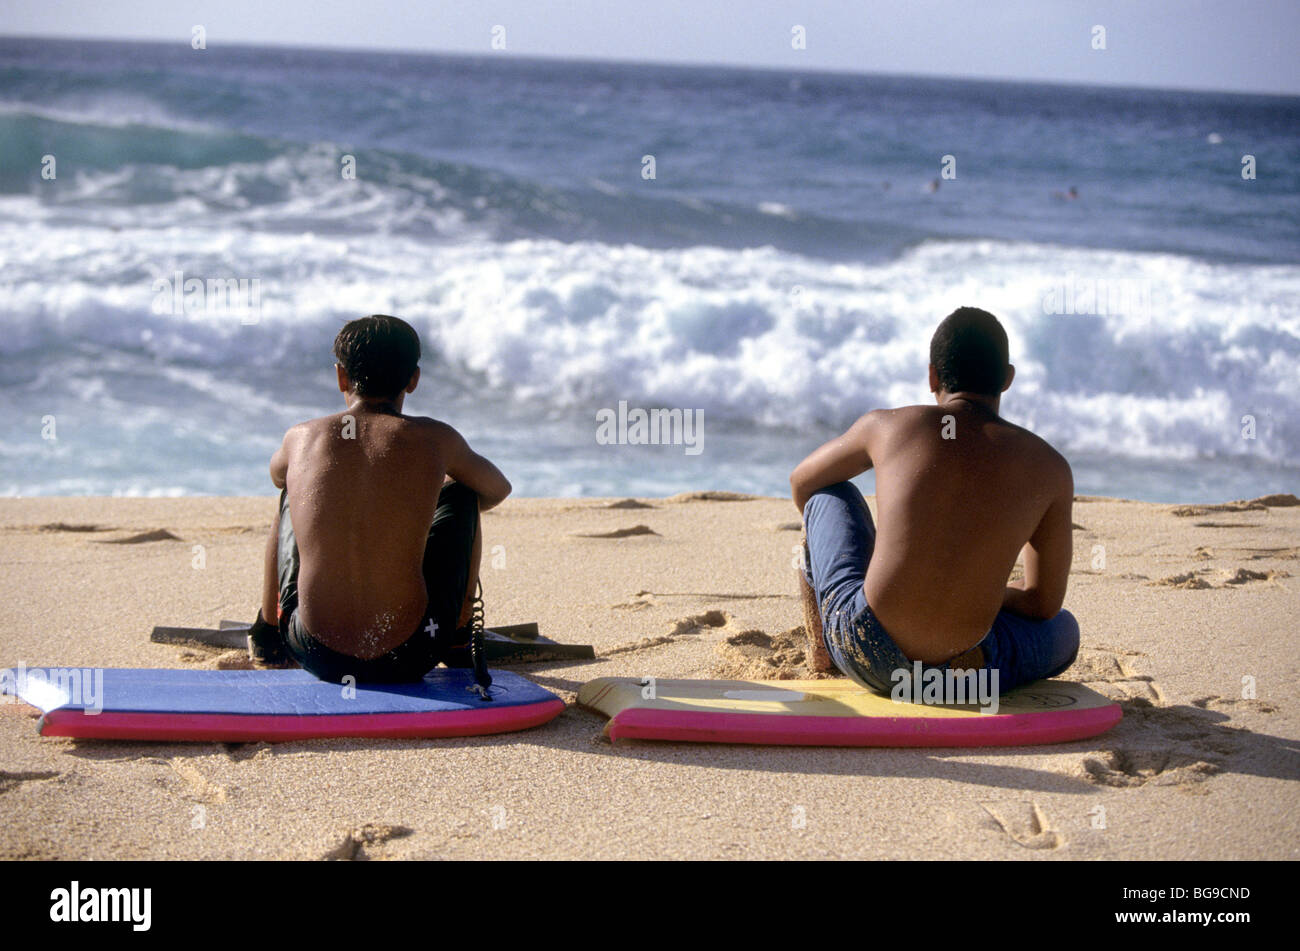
[854, 399, 1071, 661]
[269, 402, 509, 659]
[273, 408, 449, 657]
[250, 314, 510, 681]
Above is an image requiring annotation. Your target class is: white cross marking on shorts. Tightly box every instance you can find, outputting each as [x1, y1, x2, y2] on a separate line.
[425, 619, 439, 638]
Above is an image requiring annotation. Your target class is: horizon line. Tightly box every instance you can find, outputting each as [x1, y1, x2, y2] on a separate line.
[3, 31, 1297, 100]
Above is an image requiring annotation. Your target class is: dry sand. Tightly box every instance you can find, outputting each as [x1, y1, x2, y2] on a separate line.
[1, 492, 1297, 859]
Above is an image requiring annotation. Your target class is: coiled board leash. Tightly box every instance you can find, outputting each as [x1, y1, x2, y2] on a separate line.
[467, 581, 493, 701]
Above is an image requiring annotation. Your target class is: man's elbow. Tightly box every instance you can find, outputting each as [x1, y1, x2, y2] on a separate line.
[1006, 582, 1065, 621]
[482, 477, 512, 510]
[1023, 590, 1066, 621]
[789, 469, 809, 513]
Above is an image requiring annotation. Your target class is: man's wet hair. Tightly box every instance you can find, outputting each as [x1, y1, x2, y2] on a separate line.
[333, 314, 421, 400]
[929, 307, 1010, 396]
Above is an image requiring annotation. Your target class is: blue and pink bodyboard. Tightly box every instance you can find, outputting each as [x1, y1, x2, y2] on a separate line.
[0, 666, 564, 742]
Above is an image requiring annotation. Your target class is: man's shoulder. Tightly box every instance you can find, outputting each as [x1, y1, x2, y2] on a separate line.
[1004, 421, 1073, 484]
[281, 417, 322, 441]
[856, 405, 924, 426]
[1001, 416, 1065, 458]
[397, 412, 439, 426]
[850, 405, 941, 447]
[399, 414, 454, 436]
[395, 415, 469, 452]
[287, 414, 347, 438]
[866, 404, 943, 431]
[889, 404, 940, 420]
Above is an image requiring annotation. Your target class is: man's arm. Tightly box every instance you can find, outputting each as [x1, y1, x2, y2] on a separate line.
[789, 411, 878, 513]
[269, 430, 292, 490]
[1003, 463, 1074, 620]
[440, 424, 512, 511]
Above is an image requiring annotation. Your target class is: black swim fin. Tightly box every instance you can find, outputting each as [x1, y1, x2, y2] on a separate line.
[246, 610, 290, 666]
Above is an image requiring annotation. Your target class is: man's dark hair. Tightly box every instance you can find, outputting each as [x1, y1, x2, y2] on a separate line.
[333, 314, 421, 399]
[928, 307, 1010, 396]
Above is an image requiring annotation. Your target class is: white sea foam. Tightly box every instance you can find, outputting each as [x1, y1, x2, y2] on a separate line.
[1, 210, 1295, 473]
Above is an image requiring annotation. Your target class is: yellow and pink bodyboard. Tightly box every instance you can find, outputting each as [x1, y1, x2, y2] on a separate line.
[578, 676, 1121, 747]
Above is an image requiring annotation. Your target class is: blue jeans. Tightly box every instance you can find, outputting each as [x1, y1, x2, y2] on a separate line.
[801, 481, 1079, 696]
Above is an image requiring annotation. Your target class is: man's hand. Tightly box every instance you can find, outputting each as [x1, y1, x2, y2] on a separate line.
[789, 411, 878, 513]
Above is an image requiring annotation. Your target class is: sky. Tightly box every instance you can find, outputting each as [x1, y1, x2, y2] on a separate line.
[2, 0, 1298, 95]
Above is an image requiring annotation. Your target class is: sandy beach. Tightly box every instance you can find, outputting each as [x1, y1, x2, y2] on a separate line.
[1, 491, 1296, 860]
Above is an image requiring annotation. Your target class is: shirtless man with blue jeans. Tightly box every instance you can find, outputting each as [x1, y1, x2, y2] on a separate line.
[791, 307, 1079, 696]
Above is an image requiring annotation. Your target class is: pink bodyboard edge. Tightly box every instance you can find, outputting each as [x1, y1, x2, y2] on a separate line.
[39, 698, 566, 742]
[605, 704, 1122, 747]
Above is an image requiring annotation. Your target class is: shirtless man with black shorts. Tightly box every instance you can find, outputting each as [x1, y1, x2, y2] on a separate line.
[246, 314, 511, 687]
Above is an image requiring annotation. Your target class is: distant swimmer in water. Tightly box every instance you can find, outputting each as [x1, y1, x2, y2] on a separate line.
[1052, 185, 1079, 201]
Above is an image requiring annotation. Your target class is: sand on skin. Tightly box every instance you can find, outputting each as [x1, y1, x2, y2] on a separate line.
[0, 493, 1297, 859]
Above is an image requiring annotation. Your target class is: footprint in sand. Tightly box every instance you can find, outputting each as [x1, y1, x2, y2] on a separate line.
[980, 801, 1063, 850]
[95, 529, 183, 544]
[1070, 648, 1162, 703]
[611, 591, 657, 611]
[166, 759, 228, 804]
[666, 610, 729, 635]
[1226, 546, 1300, 560]
[600, 610, 731, 656]
[1148, 568, 1289, 589]
[1169, 494, 1298, 517]
[222, 741, 275, 763]
[36, 522, 109, 533]
[666, 491, 760, 502]
[598, 613, 733, 657]
[714, 627, 812, 680]
[322, 823, 414, 860]
[572, 524, 659, 539]
[1192, 695, 1278, 714]
[1081, 748, 1222, 789]
[1222, 568, 1290, 585]
[0, 770, 61, 794]
[1077, 701, 1240, 790]
[1170, 502, 1267, 516]
[1149, 571, 1214, 589]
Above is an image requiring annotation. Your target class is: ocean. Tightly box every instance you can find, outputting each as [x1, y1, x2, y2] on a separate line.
[1, 38, 1297, 501]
